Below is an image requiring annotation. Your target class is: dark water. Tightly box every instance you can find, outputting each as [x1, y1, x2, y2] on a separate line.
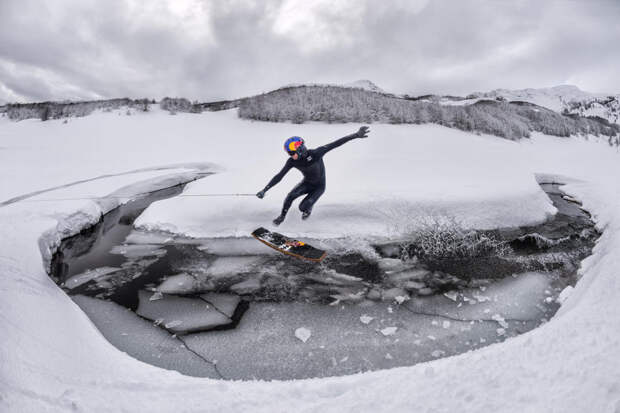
[50, 180, 598, 312]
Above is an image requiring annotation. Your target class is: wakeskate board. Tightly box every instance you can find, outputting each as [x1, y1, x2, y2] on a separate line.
[252, 227, 326, 262]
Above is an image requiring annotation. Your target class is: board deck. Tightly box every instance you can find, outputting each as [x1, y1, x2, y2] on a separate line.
[252, 227, 327, 262]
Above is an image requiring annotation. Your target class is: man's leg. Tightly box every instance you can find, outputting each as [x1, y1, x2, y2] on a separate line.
[274, 182, 310, 225]
[299, 184, 325, 220]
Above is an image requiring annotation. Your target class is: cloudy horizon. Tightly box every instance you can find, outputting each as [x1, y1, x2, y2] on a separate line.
[1, 0, 619, 104]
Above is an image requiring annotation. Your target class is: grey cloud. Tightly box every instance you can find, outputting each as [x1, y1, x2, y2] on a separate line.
[0, 0, 619, 103]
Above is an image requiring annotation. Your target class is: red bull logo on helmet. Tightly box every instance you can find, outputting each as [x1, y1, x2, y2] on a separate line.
[288, 140, 303, 152]
[284, 136, 304, 154]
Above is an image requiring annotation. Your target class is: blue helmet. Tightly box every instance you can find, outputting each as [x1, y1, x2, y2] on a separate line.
[284, 136, 307, 156]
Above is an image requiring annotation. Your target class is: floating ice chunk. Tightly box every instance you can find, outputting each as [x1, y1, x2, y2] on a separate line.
[380, 327, 398, 336]
[124, 230, 180, 245]
[496, 328, 506, 336]
[404, 281, 426, 290]
[443, 291, 458, 301]
[230, 277, 262, 294]
[63, 267, 122, 290]
[295, 327, 311, 343]
[395, 295, 409, 305]
[149, 291, 163, 301]
[431, 350, 445, 358]
[442, 321, 451, 329]
[136, 290, 232, 334]
[200, 292, 241, 318]
[322, 269, 363, 284]
[385, 353, 393, 360]
[198, 237, 276, 256]
[110, 244, 167, 259]
[360, 315, 374, 324]
[377, 258, 406, 272]
[207, 256, 262, 277]
[157, 273, 196, 294]
[388, 269, 430, 284]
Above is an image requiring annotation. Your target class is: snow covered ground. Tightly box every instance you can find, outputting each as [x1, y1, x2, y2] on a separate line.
[1, 108, 620, 412]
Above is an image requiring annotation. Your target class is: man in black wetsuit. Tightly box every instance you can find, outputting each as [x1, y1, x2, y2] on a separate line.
[256, 126, 370, 225]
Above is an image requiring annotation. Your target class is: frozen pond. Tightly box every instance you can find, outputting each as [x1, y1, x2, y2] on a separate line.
[50, 178, 599, 380]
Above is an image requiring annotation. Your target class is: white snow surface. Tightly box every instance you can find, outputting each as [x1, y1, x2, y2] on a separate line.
[1, 109, 620, 412]
[135, 110, 555, 239]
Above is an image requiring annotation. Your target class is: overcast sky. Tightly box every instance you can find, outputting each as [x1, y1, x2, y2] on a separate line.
[1, 0, 619, 103]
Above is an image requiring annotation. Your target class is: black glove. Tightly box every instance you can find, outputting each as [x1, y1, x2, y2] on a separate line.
[256, 190, 266, 199]
[356, 126, 370, 138]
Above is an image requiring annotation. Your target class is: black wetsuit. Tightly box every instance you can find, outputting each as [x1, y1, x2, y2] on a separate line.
[263, 133, 359, 217]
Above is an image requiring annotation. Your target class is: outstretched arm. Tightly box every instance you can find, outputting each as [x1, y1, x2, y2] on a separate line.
[257, 159, 293, 198]
[315, 126, 370, 157]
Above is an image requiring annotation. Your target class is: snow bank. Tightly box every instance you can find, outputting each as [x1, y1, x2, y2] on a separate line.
[135, 115, 555, 239]
[1, 109, 620, 412]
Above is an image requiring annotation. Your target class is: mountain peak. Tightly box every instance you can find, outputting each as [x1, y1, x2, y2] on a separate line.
[342, 80, 385, 93]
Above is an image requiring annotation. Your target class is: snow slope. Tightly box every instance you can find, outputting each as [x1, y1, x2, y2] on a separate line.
[1, 108, 620, 412]
[469, 85, 620, 123]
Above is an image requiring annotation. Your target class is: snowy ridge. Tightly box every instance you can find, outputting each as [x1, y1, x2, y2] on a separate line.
[468, 85, 620, 123]
[281, 79, 387, 94]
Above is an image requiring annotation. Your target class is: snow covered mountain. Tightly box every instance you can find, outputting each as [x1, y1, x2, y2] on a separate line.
[468, 85, 620, 124]
[342, 79, 386, 93]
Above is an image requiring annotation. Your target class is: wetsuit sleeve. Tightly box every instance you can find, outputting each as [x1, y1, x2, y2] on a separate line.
[314, 133, 358, 157]
[263, 159, 293, 191]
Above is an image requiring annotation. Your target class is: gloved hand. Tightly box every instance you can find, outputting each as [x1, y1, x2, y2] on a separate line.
[356, 126, 370, 138]
[256, 190, 266, 199]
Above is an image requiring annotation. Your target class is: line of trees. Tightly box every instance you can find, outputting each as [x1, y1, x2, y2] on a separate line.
[3, 98, 153, 121]
[238, 86, 620, 141]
